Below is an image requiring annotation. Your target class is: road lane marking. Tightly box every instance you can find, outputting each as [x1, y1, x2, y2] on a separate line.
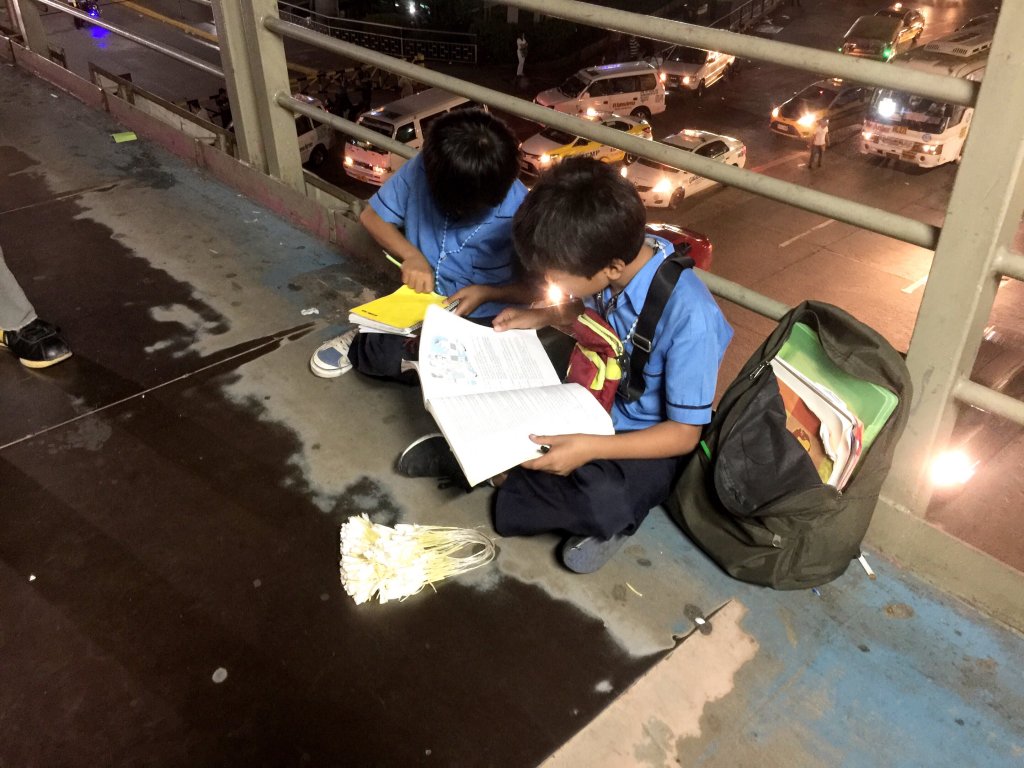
[750, 150, 806, 173]
[779, 219, 834, 248]
[120, 1, 318, 77]
[902, 274, 929, 294]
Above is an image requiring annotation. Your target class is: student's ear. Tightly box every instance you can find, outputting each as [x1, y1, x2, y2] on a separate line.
[604, 260, 626, 282]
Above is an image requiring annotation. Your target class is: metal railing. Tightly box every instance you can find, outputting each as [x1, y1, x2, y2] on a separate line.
[711, 0, 783, 32]
[277, 1, 477, 64]
[31, 0, 223, 77]
[267, 15, 943, 252]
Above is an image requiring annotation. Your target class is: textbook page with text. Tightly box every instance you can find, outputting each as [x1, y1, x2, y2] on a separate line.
[418, 305, 615, 486]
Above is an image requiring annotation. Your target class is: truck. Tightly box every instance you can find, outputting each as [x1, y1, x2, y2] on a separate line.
[859, 22, 993, 168]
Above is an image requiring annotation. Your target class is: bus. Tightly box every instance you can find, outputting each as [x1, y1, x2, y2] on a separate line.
[859, 23, 993, 168]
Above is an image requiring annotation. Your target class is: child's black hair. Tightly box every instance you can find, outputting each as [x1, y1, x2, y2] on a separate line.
[421, 108, 519, 220]
[513, 157, 647, 278]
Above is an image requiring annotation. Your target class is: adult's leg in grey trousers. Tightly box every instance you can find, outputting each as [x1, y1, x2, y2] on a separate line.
[0, 244, 37, 332]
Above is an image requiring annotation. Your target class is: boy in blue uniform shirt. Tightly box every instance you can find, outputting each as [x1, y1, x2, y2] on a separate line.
[399, 158, 732, 572]
[311, 109, 531, 380]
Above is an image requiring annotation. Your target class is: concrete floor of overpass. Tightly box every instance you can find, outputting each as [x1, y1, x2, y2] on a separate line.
[1, 57, 1023, 767]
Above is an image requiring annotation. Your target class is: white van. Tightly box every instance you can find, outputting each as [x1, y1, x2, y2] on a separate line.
[656, 46, 735, 96]
[343, 88, 478, 186]
[534, 62, 666, 121]
[294, 94, 333, 168]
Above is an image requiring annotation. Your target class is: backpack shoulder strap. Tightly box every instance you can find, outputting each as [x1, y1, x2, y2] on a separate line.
[620, 242, 695, 403]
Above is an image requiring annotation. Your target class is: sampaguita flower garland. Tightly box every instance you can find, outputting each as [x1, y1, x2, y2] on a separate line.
[339, 514, 497, 605]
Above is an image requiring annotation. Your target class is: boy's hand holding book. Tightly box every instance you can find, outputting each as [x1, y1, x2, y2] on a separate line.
[493, 301, 580, 333]
[520, 433, 598, 476]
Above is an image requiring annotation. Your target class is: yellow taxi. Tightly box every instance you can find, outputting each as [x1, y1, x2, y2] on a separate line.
[519, 113, 652, 178]
[769, 78, 870, 140]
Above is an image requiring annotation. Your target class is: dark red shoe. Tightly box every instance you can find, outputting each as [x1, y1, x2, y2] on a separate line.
[1, 318, 72, 368]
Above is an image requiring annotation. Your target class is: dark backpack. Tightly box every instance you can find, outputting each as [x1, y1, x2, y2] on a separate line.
[663, 300, 912, 589]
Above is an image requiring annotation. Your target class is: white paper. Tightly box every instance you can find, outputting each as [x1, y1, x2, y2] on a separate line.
[418, 306, 614, 486]
[419, 305, 561, 401]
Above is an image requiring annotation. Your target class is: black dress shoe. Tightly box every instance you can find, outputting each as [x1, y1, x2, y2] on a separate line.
[1, 318, 72, 368]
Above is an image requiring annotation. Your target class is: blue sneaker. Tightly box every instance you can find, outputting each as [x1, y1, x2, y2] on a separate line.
[310, 329, 356, 378]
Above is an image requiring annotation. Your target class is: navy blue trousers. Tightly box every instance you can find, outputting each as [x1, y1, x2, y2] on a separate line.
[347, 332, 418, 383]
[493, 453, 688, 540]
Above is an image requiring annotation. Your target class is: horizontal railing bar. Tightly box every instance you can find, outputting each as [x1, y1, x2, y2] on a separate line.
[698, 270, 791, 321]
[34, 0, 223, 78]
[184, 0, 212, 7]
[505, 0, 979, 108]
[277, 93, 416, 160]
[265, 15, 940, 250]
[278, 98, 796, 321]
[995, 247, 1024, 282]
[954, 378, 1024, 427]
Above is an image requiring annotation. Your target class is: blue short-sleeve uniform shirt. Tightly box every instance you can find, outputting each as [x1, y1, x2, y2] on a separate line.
[585, 235, 733, 432]
[368, 154, 529, 318]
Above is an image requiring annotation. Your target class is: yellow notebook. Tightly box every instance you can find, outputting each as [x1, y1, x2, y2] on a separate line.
[349, 285, 448, 334]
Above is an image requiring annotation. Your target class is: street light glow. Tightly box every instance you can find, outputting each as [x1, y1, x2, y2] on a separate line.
[930, 450, 977, 487]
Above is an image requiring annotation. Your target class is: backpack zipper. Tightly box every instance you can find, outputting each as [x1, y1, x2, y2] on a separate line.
[749, 358, 770, 381]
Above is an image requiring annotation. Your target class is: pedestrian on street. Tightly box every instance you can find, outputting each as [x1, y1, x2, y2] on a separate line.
[809, 119, 828, 169]
[516, 32, 528, 78]
[627, 35, 641, 60]
[358, 65, 374, 112]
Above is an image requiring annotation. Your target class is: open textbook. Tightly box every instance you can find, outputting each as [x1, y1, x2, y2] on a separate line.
[418, 305, 615, 486]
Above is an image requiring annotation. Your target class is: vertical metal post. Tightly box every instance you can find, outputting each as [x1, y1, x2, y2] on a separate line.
[239, 0, 303, 191]
[7, 0, 49, 54]
[233, 0, 305, 190]
[208, 0, 265, 169]
[879, 3, 1024, 516]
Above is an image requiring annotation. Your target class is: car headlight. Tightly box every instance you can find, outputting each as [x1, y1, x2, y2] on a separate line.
[682, 76, 691, 85]
[585, 107, 600, 118]
[771, 107, 780, 119]
[916, 143, 943, 154]
[862, 131, 873, 141]
[540, 153, 552, 166]
[373, 165, 388, 175]
[797, 113, 816, 127]
[620, 166, 629, 178]
[659, 72, 666, 83]
[653, 178, 673, 195]
[344, 156, 353, 166]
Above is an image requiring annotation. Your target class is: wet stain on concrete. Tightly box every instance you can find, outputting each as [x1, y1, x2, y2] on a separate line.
[0, 145, 238, 444]
[328, 475, 402, 527]
[0, 137, 667, 767]
[114, 146, 178, 190]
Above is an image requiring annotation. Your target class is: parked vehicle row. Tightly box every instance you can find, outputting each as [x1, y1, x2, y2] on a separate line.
[332, 3, 994, 200]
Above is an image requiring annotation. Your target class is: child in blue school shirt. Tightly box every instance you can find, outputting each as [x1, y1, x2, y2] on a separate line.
[310, 109, 531, 381]
[397, 157, 733, 573]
